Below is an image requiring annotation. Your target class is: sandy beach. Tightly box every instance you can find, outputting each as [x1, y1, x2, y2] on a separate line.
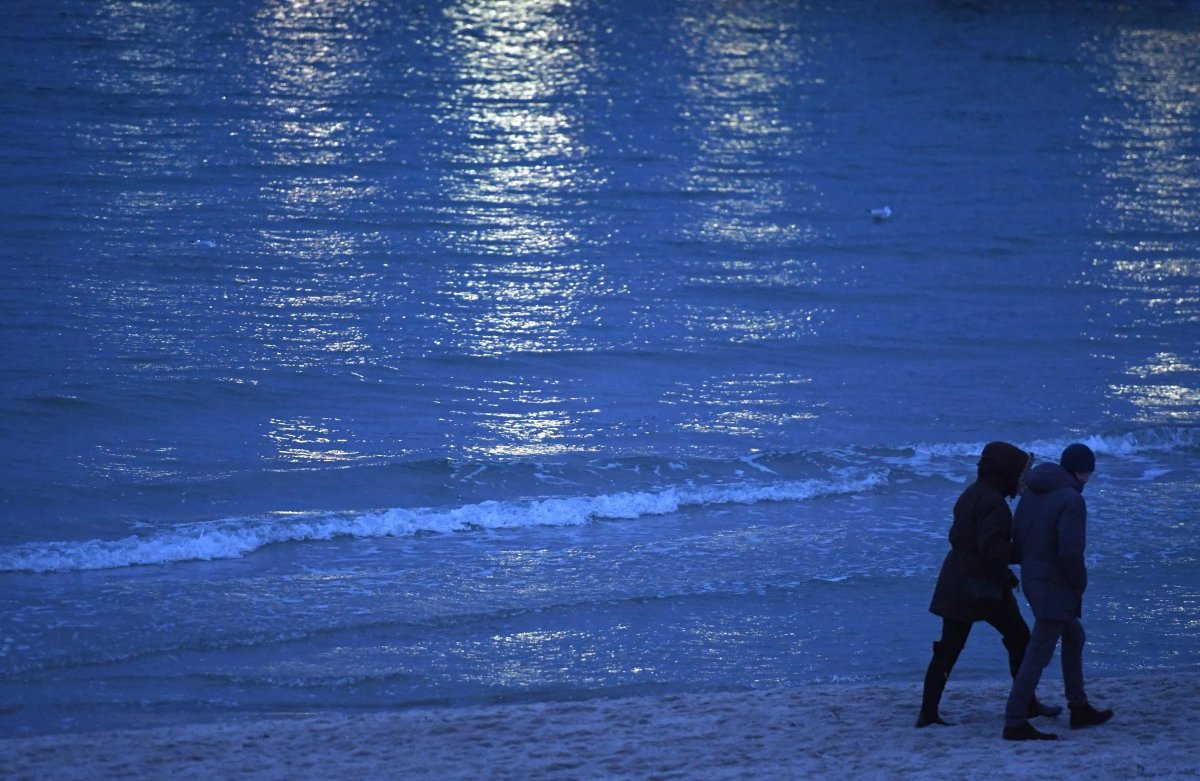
[4, 672, 1198, 780]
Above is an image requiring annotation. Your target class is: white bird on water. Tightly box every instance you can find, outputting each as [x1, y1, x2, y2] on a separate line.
[869, 206, 892, 223]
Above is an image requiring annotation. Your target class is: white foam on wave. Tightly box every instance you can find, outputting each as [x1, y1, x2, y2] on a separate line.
[0, 472, 888, 574]
[1020, 428, 1200, 462]
[904, 426, 1199, 463]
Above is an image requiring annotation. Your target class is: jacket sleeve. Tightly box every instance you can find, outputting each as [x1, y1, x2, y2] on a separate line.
[975, 501, 1015, 567]
[1056, 495, 1088, 594]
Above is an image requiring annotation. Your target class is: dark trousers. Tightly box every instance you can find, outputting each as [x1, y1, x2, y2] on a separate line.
[920, 605, 1031, 717]
[1005, 617, 1087, 726]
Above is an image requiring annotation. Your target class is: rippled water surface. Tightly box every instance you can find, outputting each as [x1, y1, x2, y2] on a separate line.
[1, 0, 1198, 736]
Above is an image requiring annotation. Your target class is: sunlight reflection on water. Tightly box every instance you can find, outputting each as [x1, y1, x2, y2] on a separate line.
[1085, 21, 1200, 426]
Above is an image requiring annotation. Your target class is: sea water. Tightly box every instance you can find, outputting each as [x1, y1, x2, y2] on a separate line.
[1, 0, 1198, 737]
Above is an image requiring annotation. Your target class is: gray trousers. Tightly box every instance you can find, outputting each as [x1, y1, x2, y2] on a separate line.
[1005, 616, 1087, 726]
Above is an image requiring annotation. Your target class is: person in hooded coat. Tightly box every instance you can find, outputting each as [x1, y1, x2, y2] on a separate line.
[916, 441, 1060, 728]
[1001, 443, 1113, 741]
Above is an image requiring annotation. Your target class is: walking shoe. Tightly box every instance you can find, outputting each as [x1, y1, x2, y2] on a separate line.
[1002, 721, 1058, 741]
[1070, 702, 1114, 729]
[1030, 697, 1063, 718]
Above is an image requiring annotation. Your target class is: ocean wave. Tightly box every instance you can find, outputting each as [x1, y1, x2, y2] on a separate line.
[0, 472, 888, 574]
[900, 426, 1200, 462]
[1076, 427, 1200, 456]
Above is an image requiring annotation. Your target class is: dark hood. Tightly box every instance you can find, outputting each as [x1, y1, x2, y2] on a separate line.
[977, 441, 1031, 498]
[1023, 461, 1080, 495]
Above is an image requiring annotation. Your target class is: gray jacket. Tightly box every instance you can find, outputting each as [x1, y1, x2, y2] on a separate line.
[1012, 463, 1089, 620]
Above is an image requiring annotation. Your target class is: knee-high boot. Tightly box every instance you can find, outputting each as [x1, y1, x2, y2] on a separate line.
[916, 641, 955, 727]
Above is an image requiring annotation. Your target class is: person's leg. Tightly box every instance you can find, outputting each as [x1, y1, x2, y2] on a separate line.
[986, 605, 1060, 717]
[1004, 618, 1063, 727]
[1061, 617, 1115, 728]
[985, 604, 1030, 679]
[1061, 617, 1087, 705]
[917, 619, 971, 726]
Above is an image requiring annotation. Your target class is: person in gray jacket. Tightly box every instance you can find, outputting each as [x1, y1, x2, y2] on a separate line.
[1002, 443, 1114, 741]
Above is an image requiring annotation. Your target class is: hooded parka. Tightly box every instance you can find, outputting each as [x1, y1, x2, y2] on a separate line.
[928, 441, 1030, 622]
[1011, 462, 1089, 620]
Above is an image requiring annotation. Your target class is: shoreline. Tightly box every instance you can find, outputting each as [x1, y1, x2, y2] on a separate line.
[4, 672, 1198, 780]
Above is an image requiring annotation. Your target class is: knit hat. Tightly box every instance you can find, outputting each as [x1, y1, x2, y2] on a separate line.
[1060, 443, 1096, 475]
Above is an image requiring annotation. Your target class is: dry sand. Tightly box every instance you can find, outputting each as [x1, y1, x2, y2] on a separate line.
[4, 673, 1198, 780]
